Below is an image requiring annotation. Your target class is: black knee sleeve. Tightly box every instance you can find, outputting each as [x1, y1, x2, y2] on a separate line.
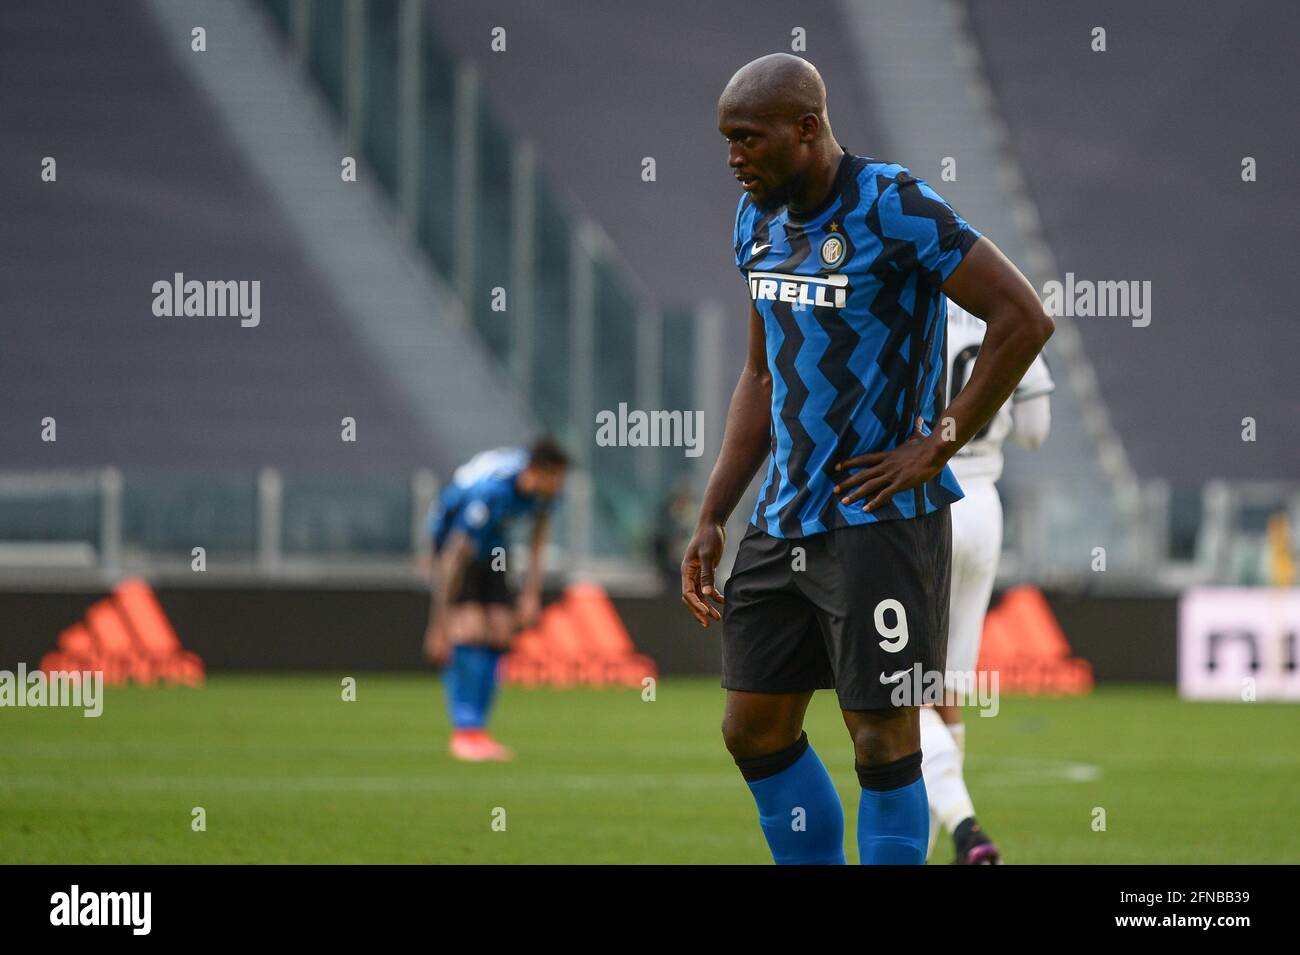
[855, 749, 922, 791]
[734, 731, 809, 782]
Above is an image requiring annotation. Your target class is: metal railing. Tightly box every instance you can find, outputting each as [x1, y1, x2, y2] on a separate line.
[256, 0, 724, 564]
[1, 468, 1295, 592]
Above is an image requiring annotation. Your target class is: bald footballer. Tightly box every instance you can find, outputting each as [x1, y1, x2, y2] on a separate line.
[680, 54, 1054, 865]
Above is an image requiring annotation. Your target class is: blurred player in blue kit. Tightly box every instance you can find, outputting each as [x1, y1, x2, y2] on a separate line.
[425, 439, 568, 761]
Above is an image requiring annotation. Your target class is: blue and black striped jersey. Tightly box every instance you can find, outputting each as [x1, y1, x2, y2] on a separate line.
[428, 447, 547, 556]
[734, 147, 979, 538]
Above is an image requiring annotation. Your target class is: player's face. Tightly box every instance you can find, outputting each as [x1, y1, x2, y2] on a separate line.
[530, 466, 566, 499]
[719, 111, 799, 212]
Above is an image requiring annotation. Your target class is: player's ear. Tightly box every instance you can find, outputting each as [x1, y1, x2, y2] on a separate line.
[797, 112, 819, 144]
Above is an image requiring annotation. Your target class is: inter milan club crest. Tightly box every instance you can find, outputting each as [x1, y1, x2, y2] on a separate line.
[819, 225, 847, 270]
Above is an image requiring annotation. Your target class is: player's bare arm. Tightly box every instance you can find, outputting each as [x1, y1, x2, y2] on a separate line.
[681, 301, 771, 628]
[518, 511, 549, 629]
[834, 237, 1054, 511]
[424, 531, 476, 663]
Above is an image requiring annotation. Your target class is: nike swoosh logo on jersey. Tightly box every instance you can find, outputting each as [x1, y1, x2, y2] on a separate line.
[751, 242, 771, 256]
[879, 669, 910, 684]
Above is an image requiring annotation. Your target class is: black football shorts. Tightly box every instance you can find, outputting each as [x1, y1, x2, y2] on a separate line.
[451, 558, 512, 607]
[721, 508, 951, 710]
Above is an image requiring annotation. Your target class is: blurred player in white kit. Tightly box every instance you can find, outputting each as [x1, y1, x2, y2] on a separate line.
[921, 300, 1054, 864]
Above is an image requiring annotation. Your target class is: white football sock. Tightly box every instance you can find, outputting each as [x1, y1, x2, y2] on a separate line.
[927, 800, 942, 860]
[921, 706, 946, 858]
[920, 707, 976, 837]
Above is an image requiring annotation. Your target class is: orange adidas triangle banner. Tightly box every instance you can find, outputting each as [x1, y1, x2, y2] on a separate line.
[975, 585, 1092, 695]
[501, 582, 657, 688]
[40, 578, 205, 687]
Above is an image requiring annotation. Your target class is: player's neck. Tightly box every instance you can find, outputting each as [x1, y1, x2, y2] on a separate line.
[787, 143, 845, 218]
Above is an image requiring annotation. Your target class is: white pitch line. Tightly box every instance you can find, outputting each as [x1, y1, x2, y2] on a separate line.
[0, 772, 745, 795]
[0, 759, 1103, 795]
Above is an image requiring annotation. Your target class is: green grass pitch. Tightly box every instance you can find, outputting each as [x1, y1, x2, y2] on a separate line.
[2, 676, 1296, 863]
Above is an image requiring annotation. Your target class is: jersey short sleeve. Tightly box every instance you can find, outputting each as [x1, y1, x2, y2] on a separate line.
[876, 173, 981, 283]
[448, 484, 509, 553]
[733, 194, 754, 274]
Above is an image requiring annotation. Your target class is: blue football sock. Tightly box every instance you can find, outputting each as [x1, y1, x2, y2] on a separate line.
[856, 751, 928, 864]
[446, 645, 497, 729]
[737, 733, 846, 865]
[476, 647, 503, 725]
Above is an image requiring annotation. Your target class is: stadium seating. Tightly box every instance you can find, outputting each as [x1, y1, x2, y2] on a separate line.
[0, 1, 439, 473]
[965, 0, 1298, 481]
